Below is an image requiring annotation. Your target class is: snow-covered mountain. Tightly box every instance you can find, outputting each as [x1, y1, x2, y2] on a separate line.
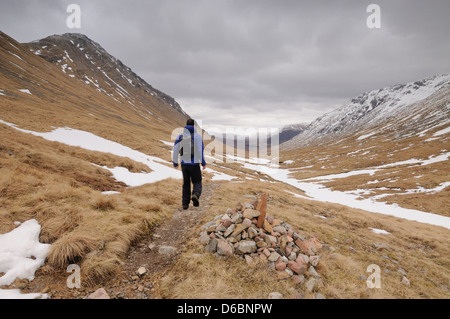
[283, 74, 450, 149]
[279, 123, 309, 144]
[23, 33, 188, 118]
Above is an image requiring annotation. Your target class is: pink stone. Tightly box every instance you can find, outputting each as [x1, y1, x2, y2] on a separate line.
[276, 260, 287, 271]
[288, 261, 306, 275]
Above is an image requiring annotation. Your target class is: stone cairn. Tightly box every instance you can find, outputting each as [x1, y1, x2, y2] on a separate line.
[198, 193, 324, 292]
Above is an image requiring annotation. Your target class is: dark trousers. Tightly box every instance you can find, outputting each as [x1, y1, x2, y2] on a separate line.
[181, 164, 202, 205]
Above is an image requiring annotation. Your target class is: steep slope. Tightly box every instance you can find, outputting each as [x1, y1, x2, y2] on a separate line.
[283, 74, 450, 149]
[0, 30, 194, 289]
[278, 74, 449, 219]
[23, 33, 187, 119]
[0, 31, 188, 159]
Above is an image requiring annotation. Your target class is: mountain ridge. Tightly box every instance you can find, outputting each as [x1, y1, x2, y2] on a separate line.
[23, 32, 188, 119]
[282, 74, 450, 149]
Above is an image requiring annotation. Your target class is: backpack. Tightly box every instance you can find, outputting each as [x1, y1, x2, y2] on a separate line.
[179, 133, 195, 159]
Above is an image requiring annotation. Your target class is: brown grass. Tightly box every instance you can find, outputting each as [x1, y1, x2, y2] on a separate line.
[155, 180, 450, 299]
[0, 124, 181, 284]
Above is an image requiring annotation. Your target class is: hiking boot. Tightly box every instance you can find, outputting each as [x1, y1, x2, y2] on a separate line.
[183, 204, 189, 210]
[191, 193, 200, 207]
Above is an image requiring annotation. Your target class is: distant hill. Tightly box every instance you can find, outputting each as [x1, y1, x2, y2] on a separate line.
[279, 123, 309, 144]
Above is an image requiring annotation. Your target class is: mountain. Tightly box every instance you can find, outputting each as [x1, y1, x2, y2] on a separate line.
[279, 123, 309, 144]
[282, 74, 450, 149]
[0, 30, 192, 162]
[23, 33, 188, 118]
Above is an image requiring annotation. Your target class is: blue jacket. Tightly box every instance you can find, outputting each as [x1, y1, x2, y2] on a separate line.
[172, 125, 206, 167]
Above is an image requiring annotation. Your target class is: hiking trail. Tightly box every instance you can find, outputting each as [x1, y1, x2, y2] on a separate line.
[107, 181, 220, 299]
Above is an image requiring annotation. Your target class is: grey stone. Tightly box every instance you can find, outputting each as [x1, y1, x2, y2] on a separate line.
[158, 245, 177, 255]
[305, 277, 316, 292]
[247, 227, 258, 239]
[223, 224, 236, 238]
[308, 266, 320, 278]
[268, 292, 283, 299]
[398, 268, 407, 276]
[309, 255, 320, 267]
[231, 213, 243, 224]
[237, 240, 257, 254]
[268, 252, 281, 262]
[137, 267, 147, 276]
[201, 220, 216, 230]
[205, 238, 218, 253]
[198, 231, 211, 245]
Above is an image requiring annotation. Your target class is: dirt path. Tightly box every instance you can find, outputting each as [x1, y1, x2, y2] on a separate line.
[105, 181, 220, 299]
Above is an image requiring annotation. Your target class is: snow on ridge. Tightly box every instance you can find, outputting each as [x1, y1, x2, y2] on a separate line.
[18, 89, 32, 95]
[433, 126, 450, 137]
[284, 74, 450, 149]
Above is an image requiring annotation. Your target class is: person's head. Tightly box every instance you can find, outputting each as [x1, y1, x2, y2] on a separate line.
[186, 119, 195, 126]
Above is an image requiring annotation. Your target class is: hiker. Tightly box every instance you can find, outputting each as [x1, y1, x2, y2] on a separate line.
[172, 119, 207, 210]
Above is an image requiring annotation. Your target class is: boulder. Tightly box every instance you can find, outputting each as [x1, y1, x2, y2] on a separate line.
[217, 239, 233, 257]
[205, 238, 218, 253]
[237, 240, 257, 254]
[288, 261, 306, 275]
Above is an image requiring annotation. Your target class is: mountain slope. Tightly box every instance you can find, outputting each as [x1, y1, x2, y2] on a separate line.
[283, 74, 450, 149]
[23, 33, 187, 118]
[0, 31, 188, 159]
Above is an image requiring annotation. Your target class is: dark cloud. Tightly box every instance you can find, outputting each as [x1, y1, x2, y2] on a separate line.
[1, 0, 449, 128]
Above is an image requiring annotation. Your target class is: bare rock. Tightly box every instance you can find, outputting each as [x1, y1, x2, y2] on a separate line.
[288, 261, 306, 275]
[305, 277, 317, 292]
[198, 231, 211, 245]
[217, 239, 233, 257]
[205, 238, 218, 253]
[136, 267, 147, 277]
[268, 292, 283, 299]
[243, 209, 260, 219]
[401, 276, 410, 286]
[237, 240, 257, 254]
[158, 245, 177, 255]
[85, 288, 110, 299]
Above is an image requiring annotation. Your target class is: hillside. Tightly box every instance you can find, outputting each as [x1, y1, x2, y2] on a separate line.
[283, 74, 450, 149]
[0, 31, 188, 159]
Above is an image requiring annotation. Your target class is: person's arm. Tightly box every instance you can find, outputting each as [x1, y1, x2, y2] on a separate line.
[201, 139, 206, 169]
[172, 135, 182, 167]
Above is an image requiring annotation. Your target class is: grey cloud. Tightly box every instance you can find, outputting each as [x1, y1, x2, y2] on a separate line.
[1, 0, 449, 128]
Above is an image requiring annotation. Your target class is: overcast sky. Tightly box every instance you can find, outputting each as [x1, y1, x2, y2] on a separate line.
[1, 0, 449, 130]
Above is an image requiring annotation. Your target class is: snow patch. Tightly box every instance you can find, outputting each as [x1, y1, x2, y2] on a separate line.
[433, 126, 450, 137]
[0, 219, 50, 299]
[368, 227, 391, 235]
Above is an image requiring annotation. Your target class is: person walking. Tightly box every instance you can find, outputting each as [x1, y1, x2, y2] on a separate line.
[172, 119, 206, 210]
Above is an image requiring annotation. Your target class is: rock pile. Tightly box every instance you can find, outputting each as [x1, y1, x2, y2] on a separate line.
[198, 194, 324, 292]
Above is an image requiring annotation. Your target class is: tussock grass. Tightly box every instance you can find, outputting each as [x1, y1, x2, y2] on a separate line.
[0, 125, 181, 285]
